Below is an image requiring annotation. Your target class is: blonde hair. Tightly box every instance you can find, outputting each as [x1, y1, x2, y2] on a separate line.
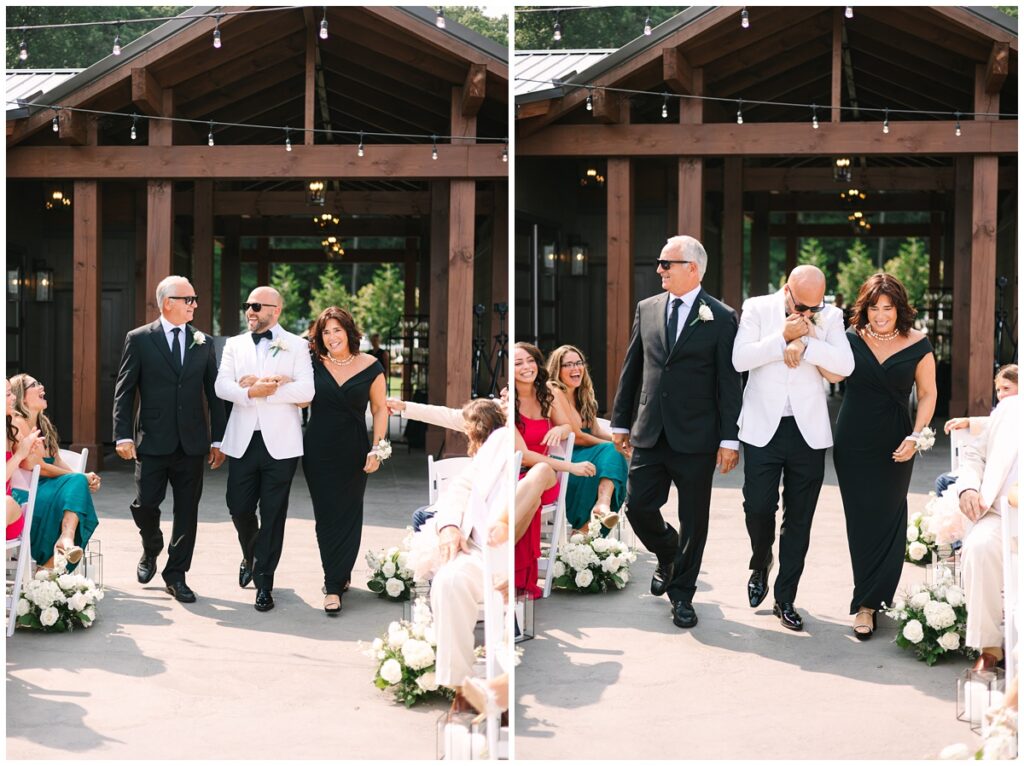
[9, 373, 60, 457]
[545, 345, 598, 429]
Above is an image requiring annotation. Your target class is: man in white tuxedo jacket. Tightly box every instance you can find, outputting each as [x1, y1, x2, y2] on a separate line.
[215, 286, 314, 611]
[732, 265, 854, 630]
[957, 394, 1019, 668]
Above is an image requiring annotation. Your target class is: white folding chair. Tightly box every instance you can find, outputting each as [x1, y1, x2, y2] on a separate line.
[6, 465, 41, 637]
[950, 429, 968, 473]
[537, 433, 573, 598]
[1000, 496, 1018, 683]
[58, 447, 88, 473]
[427, 455, 472, 505]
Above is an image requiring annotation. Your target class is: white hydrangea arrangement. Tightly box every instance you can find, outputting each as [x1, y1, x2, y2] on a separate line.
[882, 568, 975, 666]
[365, 528, 419, 602]
[362, 597, 453, 708]
[904, 500, 939, 565]
[16, 560, 104, 633]
[940, 706, 1018, 760]
[552, 519, 637, 593]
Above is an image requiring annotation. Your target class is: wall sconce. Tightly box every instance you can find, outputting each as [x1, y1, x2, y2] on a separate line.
[7, 268, 21, 301]
[307, 179, 326, 206]
[34, 266, 54, 302]
[570, 244, 588, 276]
[542, 244, 557, 274]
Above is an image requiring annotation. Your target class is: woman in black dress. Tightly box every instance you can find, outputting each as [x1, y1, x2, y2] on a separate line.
[824, 274, 936, 640]
[304, 307, 389, 615]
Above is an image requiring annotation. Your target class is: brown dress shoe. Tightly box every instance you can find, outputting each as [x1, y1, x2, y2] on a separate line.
[972, 652, 1003, 672]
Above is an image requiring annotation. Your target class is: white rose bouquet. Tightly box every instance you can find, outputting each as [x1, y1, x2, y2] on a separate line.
[904, 500, 939, 565]
[365, 529, 419, 601]
[16, 561, 103, 633]
[361, 597, 453, 707]
[552, 519, 637, 593]
[882, 569, 975, 666]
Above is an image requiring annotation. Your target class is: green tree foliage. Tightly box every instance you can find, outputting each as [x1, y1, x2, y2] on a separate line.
[446, 7, 508, 46]
[7, 7, 181, 69]
[515, 6, 687, 50]
[837, 239, 880, 302]
[354, 264, 405, 339]
[883, 238, 930, 309]
[997, 6, 1018, 18]
[797, 238, 832, 285]
[308, 264, 355, 329]
[269, 263, 307, 335]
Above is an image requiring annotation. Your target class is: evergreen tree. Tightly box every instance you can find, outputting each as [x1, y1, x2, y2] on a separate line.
[270, 263, 307, 334]
[308, 264, 355, 328]
[837, 239, 880, 302]
[515, 6, 686, 50]
[446, 7, 508, 46]
[884, 238, 930, 309]
[798, 238, 832, 285]
[354, 265, 405, 340]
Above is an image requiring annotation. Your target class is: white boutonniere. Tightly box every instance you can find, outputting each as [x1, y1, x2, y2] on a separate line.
[270, 338, 287, 357]
[189, 330, 206, 349]
[811, 311, 824, 328]
[689, 300, 714, 326]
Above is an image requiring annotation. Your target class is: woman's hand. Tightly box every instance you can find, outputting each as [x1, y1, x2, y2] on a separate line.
[14, 429, 42, 460]
[541, 424, 572, 447]
[944, 417, 969, 434]
[85, 472, 101, 492]
[363, 453, 381, 474]
[892, 439, 917, 463]
[385, 397, 406, 415]
[568, 461, 597, 477]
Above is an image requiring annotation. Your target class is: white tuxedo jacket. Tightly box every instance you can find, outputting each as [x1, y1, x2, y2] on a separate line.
[214, 327, 315, 460]
[958, 395, 1019, 513]
[732, 290, 854, 449]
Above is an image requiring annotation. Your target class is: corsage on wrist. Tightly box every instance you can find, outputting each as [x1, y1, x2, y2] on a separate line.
[905, 426, 936, 452]
[370, 438, 392, 462]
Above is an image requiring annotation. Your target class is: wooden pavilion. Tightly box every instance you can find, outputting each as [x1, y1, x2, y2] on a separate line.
[515, 6, 1016, 418]
[7, 6, 509, 467]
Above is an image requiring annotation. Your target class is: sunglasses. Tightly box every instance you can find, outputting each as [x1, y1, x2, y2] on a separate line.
[656, 259, 695, 270]
[169, 296, 199, 305]
[786, 287, 824, 313]
[243, 302, 278, 313]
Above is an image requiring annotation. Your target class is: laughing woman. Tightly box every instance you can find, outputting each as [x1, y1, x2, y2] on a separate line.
[546, 345, 628, 534]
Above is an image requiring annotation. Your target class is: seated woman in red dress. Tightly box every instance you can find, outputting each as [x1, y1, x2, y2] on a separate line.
[6, 378, 43, 541]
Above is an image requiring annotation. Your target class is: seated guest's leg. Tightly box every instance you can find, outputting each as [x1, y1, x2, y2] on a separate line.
[7, 496, 22, 525]
[935, 472, 958, 496]
[961, 513, 1003, 652]
[514, 463, 556, 544]
[432, 551, 484, 689]
[412, 506, 435, 533]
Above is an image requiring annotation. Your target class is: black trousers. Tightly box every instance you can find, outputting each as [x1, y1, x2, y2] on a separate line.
[624, 434, 716, 603]
[131, 447, 205, 584]
[225, 432, 299, 590]
[742, 417, 825, 603]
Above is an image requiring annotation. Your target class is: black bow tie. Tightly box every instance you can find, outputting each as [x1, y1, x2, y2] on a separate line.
[252, 330, 273, 344]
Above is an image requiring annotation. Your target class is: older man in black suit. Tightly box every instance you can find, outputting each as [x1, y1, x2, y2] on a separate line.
[611, 235, 742, 629]
[113, 275, 226, 603]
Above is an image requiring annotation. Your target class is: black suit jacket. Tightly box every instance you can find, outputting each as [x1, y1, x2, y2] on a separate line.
[611, 288, 742, 453]
[112, 320, 227, 457]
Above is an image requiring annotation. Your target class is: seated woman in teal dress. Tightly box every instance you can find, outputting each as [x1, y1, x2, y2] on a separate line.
[9, 374, 100, 569]
[546, 345, 628, 534]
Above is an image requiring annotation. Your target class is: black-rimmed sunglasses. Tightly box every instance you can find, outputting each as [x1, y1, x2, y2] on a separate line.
[243, 302, 278, 312]
[169, 295, 199, 305]
[656, 259, 695, 270]
[786, 288, 824, 313]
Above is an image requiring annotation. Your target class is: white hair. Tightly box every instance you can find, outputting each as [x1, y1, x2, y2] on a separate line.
[664, 235, 708, 279]
[155, 275, 188, 309]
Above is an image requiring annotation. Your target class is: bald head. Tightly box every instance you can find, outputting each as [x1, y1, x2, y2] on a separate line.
[244, 285, 283, 333]
[786, 265, 826, 315]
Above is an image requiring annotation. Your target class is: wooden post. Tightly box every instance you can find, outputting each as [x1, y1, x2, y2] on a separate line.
[192, 180, 214, 331]
[929, 210, 943, 287]
[304, 7, 316, 145]
[606, 157, 634, 407]
[949, 157, 973, 417]
[145, 180, 173, 319]
[426, 181, 450, 456]
[831, 8, 843, 123]
[402, 238, 417, 400]
[71, 180, 102, 470]
[220, 217, 241, 336]
[678, 67, 704, 241]
[134, 186, 148, 327]
[446, 179, 475, 407]
[785, 213, 798, 276]
[490, 181, 509, 394]
[750, 196, 769, 298]
[722, 157, 743, 310]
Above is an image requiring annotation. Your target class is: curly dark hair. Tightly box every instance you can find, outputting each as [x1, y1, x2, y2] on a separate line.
[310, 306, 362, 362]
[461, 398, 506, 455]
[849, 273, 917, 336]
[513, 342, 553, 428]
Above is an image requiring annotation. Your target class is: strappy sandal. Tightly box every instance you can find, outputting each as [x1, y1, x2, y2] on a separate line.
[55, 539, 84, 565]
[592, 505, 620, 530]
[853, 608, 876, 640]
[323, 594, 342, 615]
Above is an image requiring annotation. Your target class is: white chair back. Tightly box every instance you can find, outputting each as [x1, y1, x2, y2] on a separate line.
[537, 432, 574, 598]
[950, 429, 969, 473]
[595, 417, 612, 435]
[6, 464, 41, 637]
[58, 447, 89, 473]
[427, 455, 472, 506]
[1001, 496, 1018, 683]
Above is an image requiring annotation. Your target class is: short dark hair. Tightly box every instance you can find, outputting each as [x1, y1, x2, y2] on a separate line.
[995, 364, 1018, 386]
[849, 273, 916, 336]
[310, 306, 362, 360]
[462, 398, 505, 455]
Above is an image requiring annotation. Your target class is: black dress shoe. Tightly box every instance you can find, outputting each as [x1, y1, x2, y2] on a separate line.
[239, 560, 253, 589]
[650, 561, 674, 597]
[137, 554, 157, 584]
[671, 600, 698, 628]
[254, 588, 275, 612]
[773, 601, 803, 631]
[747, 554, 773, 608]
[165, 580, 197, 603]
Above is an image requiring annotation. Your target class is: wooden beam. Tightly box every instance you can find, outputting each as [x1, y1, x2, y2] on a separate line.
[662, 48, 694, 94]
[427, 181, 449, 456]
[516, 120, 1018, 157]
[831, 8, 843, 123]
[149, 88, 174, 147]
[515, 99, 552, 120]
[402, 239, 417, 399]
[70, 180, 102, 471]
[131, 67, 164, 116]
[134, 186, 147, 327]
[767, 224, 931, 237]
[192, 180, 214, 331]
[678, 66, 703, 240]
[238, 249, 407, 264]
[145, 179, 174, 319]
[220, 217, 241, 336]
[950, 156, 972, 417]
[928, 7, 1018, 51]
[592, 89, 622, 124]
[746, 191, 945, 212]
[722, 158, 743, 311]
[304, 7, 317, 145]
[231, 218, 423, 238]
[461, 64, 487, 118]
[606, 158, 634, 407]
[985, 42, 1010, 94]
[735, 167, 961, 193]
[680, 67, 704, 124]
[56, 109, 88, 146]
[7, 143, 509, 179]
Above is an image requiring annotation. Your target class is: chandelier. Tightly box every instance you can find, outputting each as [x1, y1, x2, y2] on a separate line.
[321, 234, 345, 259]
[307, 179, 326, 206]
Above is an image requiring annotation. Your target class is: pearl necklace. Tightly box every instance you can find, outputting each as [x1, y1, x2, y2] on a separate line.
[864, 326, 900, 342]
[322, 352, 356, 367]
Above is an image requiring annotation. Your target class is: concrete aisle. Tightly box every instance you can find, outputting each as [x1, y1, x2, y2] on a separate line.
[515, 431, 981, 760]
[6, 449, 449, 760]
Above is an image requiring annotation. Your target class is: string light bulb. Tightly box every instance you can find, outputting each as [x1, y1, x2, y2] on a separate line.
[845, 6, 853, 19]
[357, 131, 365, 157]
[644, 14, 653, 36]
[112, 23, 122, 56]
[435, 7, 445, 29]
[431, 135, 438, 160]
[52, 112, 59, 132]
[954, 112, 961, 137]
[285, 128, 292, 152]
[320, 7, 329, 39]
[740, 8, 749, 29]
[501, 141, 508, 162]
[553, 14, 562, 42]
[882, 108, 889, 134]
[736, 98, 744, 125]
[18, 33, 28, 61]
[586, 89, 593, 112]
[130, 113, 138, 141]
[208, 122, 215, 147]
[213, 16, 222, 48]
[811, 104, 819, 130]
[661, 93, 669, 119]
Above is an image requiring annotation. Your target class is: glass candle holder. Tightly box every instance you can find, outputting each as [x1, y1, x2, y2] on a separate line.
[957, 667, 1005, 732]
[514, 588, 535, 644]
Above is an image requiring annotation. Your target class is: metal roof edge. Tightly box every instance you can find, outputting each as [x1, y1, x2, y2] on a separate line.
[961, 6, 1018, 38]
[399, 6, 509, 66]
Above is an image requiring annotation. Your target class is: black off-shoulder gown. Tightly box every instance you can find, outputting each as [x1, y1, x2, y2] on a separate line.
[303, 359, 384, 596]
[833, 331, 933, 614]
